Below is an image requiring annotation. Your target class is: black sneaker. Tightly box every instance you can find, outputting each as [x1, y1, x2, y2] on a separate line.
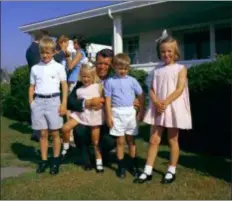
[116, 167, 126, 179]
[130, 166, 140, 177]
[82, 163, 93, 171]
[36, 161, 48, 173]
[49, 158, 60, 175]
[50, 163, 60, 175]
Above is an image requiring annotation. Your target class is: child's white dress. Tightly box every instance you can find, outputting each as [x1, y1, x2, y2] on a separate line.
[70, 83, 104, 126]
[143, 63, 192, 129]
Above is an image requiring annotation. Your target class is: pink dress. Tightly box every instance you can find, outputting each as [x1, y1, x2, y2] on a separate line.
[70, 83, 104, 126]
[143, 63, 192, 129]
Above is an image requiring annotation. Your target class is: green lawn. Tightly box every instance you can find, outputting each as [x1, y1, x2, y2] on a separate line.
[1, 116, 231, 200]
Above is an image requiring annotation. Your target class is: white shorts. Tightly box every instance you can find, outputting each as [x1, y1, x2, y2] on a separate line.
[110, 107, 138, 137]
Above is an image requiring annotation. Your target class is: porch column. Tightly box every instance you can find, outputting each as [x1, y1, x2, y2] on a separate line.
[113, 15, 123, 55]
[209, 24, 216, 59]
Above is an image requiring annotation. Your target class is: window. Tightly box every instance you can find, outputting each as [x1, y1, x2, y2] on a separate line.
[123, 36, 139, 64]
[215, 24, 232, 55]
[183, 28, 210, 60]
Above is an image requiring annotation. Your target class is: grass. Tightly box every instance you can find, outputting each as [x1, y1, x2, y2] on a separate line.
[1, 116, 231, 200]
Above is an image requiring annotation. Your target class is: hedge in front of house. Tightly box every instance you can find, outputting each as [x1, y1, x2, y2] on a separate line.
[3, 65, 30, 122]
[0, 83, 10, 114]
[2, 65, 148, 122]
[179, 53, 232, 157]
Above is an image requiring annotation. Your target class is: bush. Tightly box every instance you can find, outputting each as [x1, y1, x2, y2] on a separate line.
[188, 53, 232, 92]
[179, 54, 232, 157]
[129, 68, 148, 93]
[3, 65, 30, 122]
[0, 83, 10, 114]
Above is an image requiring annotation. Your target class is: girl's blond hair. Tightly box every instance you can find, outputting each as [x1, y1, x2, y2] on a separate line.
[156, 36, 181, 61]
[78, 63, 100, 84]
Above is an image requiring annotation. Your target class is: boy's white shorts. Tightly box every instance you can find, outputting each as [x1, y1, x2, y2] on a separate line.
[110, 106, 138, 137]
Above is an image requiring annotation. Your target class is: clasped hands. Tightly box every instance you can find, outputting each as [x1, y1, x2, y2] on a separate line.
[154, 99, 170, 114]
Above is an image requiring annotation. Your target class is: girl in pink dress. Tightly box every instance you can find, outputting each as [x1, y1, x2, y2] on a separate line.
[62, 64, 105, 173]
[134, 30, 192, 184]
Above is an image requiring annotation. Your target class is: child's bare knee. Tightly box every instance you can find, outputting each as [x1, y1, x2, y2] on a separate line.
[92, 140, 99, 147]
[168, 138, 178, 146]
[149, 136, 160, 146]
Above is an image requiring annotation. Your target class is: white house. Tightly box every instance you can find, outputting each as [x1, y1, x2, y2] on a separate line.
[19, 1, 232, 73]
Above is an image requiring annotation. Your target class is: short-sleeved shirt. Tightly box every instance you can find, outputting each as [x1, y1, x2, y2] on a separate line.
[30, 59, 67, 95]
[104, 75, 143, 107]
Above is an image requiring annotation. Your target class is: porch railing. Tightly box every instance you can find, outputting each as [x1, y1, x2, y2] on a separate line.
[131, 58, 213, 86]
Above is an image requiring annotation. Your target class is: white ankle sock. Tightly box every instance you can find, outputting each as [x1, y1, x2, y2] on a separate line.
[63, 143, 69, 150]
[165, 166, 176, 179]
[139, 165, 152, 179]
[96, 159, 103, 170]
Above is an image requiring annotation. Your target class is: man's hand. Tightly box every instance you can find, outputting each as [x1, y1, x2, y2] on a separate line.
[59, 104, 67, 116]
[106, 116, 114, 128]
[85, 97, 105, 110]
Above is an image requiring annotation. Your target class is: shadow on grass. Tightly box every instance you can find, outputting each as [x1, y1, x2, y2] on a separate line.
[158, 151, 231, 183]
[9, 122, 32, 135]
[11, 142, 40, 164]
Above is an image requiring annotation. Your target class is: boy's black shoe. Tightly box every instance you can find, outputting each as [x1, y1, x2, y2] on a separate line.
[116, 167, 126, 179]
[36, 161, 48, 173]
[49, 157, 60, 175]
[161, 172, 176, 184]
[130, 157, 140, 177]
[82, 163, 93, 171]
[130, 166, 140, 177]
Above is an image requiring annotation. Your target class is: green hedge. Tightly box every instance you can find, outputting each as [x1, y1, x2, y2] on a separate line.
[180, 53, 232, 157]
[0, 83, 10, 114]
[3, 65, 30, 122]
[188, 54, 232, 92]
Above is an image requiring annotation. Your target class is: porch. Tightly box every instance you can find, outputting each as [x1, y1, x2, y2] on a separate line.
[19, 1, 232, 70]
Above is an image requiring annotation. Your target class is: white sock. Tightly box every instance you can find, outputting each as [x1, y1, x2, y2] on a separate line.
[139, 165, 152, 179]
[96, 159, 103, 170]
[165, 165, 176, 179]
[61, 143, 70, 155]
[63, 143, 70, 150]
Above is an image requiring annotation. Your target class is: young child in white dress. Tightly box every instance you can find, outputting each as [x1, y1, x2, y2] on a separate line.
[61, 63, 105, 173]
[134, 30, 192, 184]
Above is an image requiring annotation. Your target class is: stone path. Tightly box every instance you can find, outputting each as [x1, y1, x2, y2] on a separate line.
[1, 166, 34, 180]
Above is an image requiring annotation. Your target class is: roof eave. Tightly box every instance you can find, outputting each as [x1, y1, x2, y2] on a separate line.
[19, 0, 168, 33]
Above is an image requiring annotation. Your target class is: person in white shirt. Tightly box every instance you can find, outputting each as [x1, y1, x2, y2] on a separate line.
[29, 36, 68, 175]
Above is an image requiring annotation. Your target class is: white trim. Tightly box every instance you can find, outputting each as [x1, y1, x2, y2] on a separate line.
[19, 0, 167, 33]
[210, 24, 216, 59]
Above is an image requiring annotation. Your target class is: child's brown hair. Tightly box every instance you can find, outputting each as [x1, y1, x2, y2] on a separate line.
[112, 53, 131, 68]
[156, 36, 181, 61]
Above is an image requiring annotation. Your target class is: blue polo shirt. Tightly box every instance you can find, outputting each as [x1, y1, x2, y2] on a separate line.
[104, 75, 143, 107]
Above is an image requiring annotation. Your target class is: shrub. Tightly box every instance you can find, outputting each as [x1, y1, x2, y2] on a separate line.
[3, 65, 30, 122]
[180, 54, 232, 157]
[0, 83, 10, 114]
[188, 53, 232, 92]
[129, 68, 148, 93]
